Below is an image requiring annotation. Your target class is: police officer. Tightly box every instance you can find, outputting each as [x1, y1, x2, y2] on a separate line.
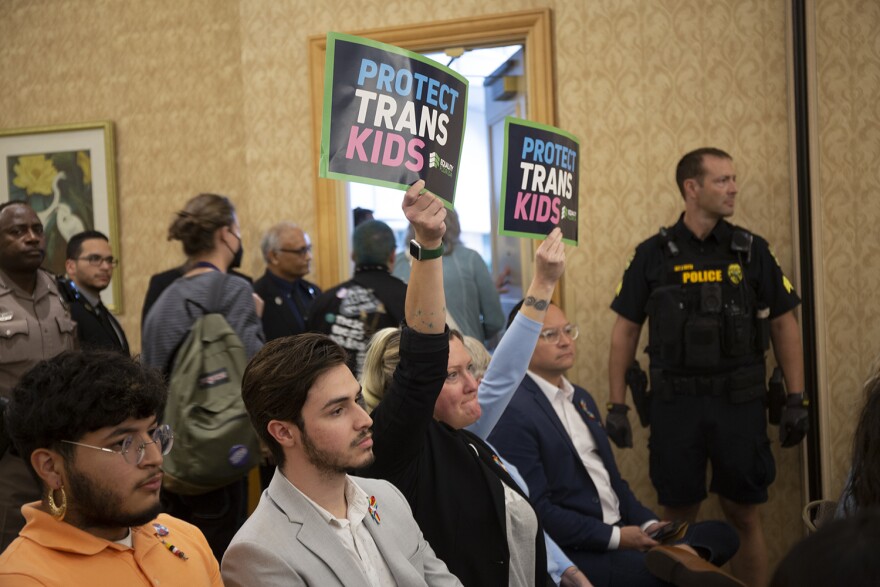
[607, 148, 808, 587]
[0, 201, 77, 551]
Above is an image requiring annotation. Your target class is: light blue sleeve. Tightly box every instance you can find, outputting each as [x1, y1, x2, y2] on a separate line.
[465, 312, 543, 440]
[485, 442, 574, 586]
[544, 532, 575, 586]
[470, 252, 505, 339]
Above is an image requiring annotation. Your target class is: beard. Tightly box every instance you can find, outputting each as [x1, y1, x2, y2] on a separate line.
[299, 425, 375, 477]
[65, 465, 161, 530]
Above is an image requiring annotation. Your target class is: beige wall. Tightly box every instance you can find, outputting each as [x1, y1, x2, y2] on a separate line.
[1, 0, 876, 573]
[813, 0, 880, 501]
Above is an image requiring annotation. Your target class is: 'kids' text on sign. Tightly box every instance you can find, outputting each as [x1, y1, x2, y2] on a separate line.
[499, 117, 579, 245]
[320, 33, 468, 206]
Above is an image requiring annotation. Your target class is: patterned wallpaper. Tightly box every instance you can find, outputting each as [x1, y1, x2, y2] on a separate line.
[814, 0, 880, 503]
[2, 0, 875, 574]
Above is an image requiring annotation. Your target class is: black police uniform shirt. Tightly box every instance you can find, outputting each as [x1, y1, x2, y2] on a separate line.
[611, 214, 800, 373]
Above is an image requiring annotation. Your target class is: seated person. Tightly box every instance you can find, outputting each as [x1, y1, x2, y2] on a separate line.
[220, 203, 461, 587]
[837, 367, 880, 517]
[0, 351, 222, 586]
[489, 302, 742, 587]
[462, 335, 593, 587]
[771, 508, 880, 587]
[361, 186, 565, 587]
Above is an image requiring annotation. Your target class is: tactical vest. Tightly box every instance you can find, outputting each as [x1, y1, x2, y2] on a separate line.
[645, 225, 770, 374]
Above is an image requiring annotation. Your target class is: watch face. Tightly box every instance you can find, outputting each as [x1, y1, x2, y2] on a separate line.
[409, 239, 421, 261]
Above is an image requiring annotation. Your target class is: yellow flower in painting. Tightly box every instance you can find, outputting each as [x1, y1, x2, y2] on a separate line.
[77, 150, 91, 185]
[12, 154, 58, 196]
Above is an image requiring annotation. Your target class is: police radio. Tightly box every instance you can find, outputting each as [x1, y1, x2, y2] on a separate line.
[731, 230, 753, 263]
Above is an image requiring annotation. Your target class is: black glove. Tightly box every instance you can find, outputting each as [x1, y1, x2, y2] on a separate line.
[780, 393, 809, 448]
[605, 403, 633, 448]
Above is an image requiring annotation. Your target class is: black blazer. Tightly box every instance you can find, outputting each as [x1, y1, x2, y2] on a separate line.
[57, 277, 129, 354]
[69, 299, 129, 354]
[252, 270, 320, 342]
[364, 327, 550, 587]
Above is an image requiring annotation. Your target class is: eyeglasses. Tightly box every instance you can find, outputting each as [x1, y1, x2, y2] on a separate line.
[77, 254, 119, 267]
[539, 324, 579, 344]
[278, 245, 312, 256]
[61, 424, 174, 465]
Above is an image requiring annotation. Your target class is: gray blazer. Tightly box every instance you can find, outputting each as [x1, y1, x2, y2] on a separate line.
[221, 470, 462, 586]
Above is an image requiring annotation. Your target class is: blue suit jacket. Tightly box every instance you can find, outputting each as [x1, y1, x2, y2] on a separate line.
[488, 375, 656, 553]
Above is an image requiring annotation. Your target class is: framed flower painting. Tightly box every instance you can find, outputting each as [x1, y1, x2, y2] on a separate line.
[0, 122, 122, 311]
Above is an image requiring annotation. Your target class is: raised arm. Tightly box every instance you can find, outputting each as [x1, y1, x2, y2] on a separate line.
[467, 228, 565, 439]
[404, 180, 447, 333]
[366, 181, 450, 486]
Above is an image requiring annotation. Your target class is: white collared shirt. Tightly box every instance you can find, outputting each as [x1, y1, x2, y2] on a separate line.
[529, 371, 630, 548]
[287, 475, 396, 586]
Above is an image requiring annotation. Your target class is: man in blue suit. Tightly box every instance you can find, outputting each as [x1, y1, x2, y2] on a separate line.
[489, 303, 741, 587]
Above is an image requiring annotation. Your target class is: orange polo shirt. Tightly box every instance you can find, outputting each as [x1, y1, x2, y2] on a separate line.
[0, 503, 223, 586]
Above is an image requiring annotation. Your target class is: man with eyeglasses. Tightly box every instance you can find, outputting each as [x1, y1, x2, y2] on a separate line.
[253, 222, 321, 342]
[0, 350, 222, 584]
[0, 201, 77, 552]
[58, 230, 129, 353]
[489, 303, 743, 587]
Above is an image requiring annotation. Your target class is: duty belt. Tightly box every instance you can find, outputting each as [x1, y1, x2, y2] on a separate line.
[652, 364, 766, 403]
[668, 375, 727, 397]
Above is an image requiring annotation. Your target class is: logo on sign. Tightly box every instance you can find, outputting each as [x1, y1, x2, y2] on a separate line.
[429, 152, 454, 177]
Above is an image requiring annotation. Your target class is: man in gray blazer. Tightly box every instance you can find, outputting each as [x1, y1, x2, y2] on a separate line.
[221, 189, 460, 586]
[222, 332, 461, 587]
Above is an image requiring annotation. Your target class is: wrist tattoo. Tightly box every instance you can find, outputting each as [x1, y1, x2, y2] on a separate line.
[524, 296, 549, 311]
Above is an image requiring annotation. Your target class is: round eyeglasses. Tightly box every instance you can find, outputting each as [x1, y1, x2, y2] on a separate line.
[538, 324, 579, 344]
[61, 424, 174, 465]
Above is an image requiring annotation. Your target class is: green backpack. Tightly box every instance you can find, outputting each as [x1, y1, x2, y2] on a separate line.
[162, 276, 260, 495]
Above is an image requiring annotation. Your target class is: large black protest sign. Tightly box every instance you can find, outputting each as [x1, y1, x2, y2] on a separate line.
[499, 117, 579, 245]
[320, 33, 468, 206]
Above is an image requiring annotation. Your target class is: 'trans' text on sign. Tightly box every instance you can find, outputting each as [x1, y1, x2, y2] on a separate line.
[499, 117, 579, 244]
[347, 59, 462, 172]
[515, 137, 577, 223]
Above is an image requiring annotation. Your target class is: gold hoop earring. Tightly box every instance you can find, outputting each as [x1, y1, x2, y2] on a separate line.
[47, 486, 67, 521]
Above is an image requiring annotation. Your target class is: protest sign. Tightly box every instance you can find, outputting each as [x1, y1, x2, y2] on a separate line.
[320, 32, 468, 206]
[499, 117, 579, 245]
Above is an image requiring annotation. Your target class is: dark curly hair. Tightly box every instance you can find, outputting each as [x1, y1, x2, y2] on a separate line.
[4, 351, 167, 484]
[167, 193, 236, 256]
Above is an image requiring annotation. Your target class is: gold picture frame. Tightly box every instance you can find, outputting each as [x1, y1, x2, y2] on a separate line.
[0, 121, 122, 312]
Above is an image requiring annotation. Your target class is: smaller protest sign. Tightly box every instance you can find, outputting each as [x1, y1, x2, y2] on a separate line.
[499, 117, 579, 245]
[320, 32, 469, 206]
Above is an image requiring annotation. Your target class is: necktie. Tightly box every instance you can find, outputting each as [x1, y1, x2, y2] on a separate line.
[96, 302, 122, 348]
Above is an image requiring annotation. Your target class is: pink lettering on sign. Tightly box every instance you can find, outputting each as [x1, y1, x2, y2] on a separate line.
[345, 125, 425, 172]
[514, 192, 560, 224]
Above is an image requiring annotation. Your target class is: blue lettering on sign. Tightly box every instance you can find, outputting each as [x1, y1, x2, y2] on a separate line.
[356, 58, 460, 115]
[521, 136, 577, 172]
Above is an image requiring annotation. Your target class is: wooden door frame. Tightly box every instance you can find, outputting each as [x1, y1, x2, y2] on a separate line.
[308, 8, 557, 291]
